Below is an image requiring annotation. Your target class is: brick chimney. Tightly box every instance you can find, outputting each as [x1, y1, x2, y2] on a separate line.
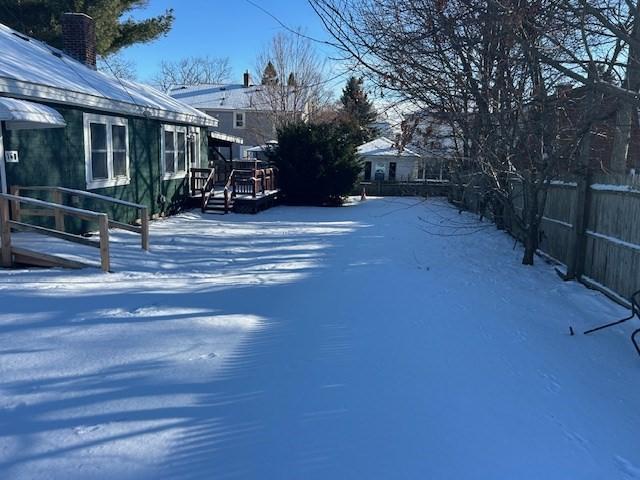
[61, 13, 97, 69]
[243, 71, 251, 88]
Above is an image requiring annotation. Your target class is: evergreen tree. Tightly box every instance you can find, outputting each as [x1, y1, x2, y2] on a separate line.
[1, 1, 174, 56]
[339, 76, 378, 144]
[271, 121, 361, 205]
[287, 72, 297, 87]
[261, 61, 278, 85]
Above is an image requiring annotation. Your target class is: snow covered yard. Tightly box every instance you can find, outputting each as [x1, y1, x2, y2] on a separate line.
[0, 197, 639, 479]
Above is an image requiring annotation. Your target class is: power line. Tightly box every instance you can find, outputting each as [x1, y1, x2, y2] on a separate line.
[243, 0, 333, 46]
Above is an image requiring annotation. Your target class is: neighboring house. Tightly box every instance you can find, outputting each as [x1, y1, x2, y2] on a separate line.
[0, 14, 217, 229]
[357, 137, 422, 182]
[399, 112, 459, 180]
[169, 73, 303, 160]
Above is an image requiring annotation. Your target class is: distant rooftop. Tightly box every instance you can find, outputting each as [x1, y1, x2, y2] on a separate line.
[357, 137, 421, 157]
[170, 82, 302, 112]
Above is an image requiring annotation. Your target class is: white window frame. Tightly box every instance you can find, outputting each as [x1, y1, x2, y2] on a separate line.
[83, 113, 130, 190]
[189, 127, 201, 168]
[161, 125, 188, 180]
[233, 111, 246, 129]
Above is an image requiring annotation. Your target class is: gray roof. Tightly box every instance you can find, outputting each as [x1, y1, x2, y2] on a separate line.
[0, 23, 217, 127]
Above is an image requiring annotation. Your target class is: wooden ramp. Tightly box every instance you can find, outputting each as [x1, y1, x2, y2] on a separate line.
[1, 187, 150, 272]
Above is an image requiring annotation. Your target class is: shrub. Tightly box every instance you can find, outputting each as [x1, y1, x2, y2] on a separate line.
[271, 121, 361, 205]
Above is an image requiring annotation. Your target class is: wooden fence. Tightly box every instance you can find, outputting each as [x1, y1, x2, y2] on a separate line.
[458, 174, 640, 303]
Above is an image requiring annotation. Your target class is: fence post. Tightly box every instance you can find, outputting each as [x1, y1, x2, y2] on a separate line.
[0, 196, 12, 267]
[98, 213, 110, 272]
[565, 142, 592, 279]
[52, 189, 65, 231]
[140, 206, 149, 251]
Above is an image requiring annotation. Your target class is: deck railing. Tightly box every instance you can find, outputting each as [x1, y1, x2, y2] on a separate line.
[0, 193, 112, 272]
[11, 186, 149, 251]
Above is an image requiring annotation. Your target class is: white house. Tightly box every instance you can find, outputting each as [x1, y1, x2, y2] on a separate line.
[357, 137, 422, 182]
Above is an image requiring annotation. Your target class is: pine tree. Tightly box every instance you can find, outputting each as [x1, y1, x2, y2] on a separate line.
[287, 72, 297, 87]
[339, 76, 378, 144]
[1, 1, 174, 56]
[261, 61, 278, 85]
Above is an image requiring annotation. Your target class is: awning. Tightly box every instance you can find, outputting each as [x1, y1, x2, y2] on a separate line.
[0, 97, 66, 130]
[209, 130, 244, 144]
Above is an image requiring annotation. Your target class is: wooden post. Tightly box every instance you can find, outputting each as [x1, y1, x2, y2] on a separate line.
[140, 206, 149, 251]
[98, 213, 110, 273]
[224, 187, 229, 214]
[9, 185, 20, 222]
[52, 189, 65, 231]
[0, 196, 12, 267]
[0, 121, 6, 195]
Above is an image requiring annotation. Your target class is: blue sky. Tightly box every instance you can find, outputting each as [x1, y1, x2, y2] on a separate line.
[124, 0, 340, 86]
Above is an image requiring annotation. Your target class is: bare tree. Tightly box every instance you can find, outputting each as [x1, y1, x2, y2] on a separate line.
[97, 53, 137, 81]
[254, 30, 332, 126]
[310, 0, 598, 265]
[152, 56, 232, 92]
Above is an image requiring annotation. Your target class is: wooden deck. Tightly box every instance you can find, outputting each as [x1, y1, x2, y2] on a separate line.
[192, 167, 280, 214]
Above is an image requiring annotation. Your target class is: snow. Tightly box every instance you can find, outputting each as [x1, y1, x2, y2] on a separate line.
[591, 183, 640, 194]
[0, 98, 66, 130]
[1, 197, 640, 479]
[357, 137, 420, 157]
[170, 84, 299, 112]
[0, 24, 215, 127]
[586, 230, 640, 252]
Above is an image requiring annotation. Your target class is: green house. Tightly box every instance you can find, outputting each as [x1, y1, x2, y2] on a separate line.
[0, 15, 218, 231]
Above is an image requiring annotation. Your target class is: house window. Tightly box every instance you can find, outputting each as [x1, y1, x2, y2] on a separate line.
[234, 112, 246, 129]
[161, 125, 188, 180]
[83, 114, 130, 190]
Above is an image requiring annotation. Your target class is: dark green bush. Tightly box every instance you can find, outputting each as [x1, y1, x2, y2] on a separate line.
[271, 121, 361, 205]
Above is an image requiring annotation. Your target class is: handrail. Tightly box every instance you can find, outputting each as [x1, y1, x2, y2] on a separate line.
[200, 168, 216, 213]
[12, 186, 149, 251]
[0, 193, 111, 272]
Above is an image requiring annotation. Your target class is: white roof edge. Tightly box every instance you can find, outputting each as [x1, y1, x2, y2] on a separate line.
[0, 77, 218, 128]
[209, 130, 244, 144]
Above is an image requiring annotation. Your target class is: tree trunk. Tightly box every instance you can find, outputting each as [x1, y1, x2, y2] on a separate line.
[611, 7, 640, 173]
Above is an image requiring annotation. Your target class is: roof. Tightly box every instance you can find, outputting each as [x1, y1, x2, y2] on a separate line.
[357, 137, 421, 157]
[0, 97, 66, 130]
[169, 84, 299, 112]
[0, 23, 217, 127]
[209, 130, 244, 144]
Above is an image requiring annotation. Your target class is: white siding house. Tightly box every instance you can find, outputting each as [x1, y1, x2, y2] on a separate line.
[357, 137, 421, 182]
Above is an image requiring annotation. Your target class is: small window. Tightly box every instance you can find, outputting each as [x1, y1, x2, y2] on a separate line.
[234, 112, 246, 129]
[161, 125, 188, 180]
[83, 114, 130, 189]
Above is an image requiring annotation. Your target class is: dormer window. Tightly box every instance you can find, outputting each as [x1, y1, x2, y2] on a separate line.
[234, 111, 246, 129]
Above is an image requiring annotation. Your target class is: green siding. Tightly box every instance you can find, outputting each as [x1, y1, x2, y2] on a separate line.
[3, 103, 207, 233]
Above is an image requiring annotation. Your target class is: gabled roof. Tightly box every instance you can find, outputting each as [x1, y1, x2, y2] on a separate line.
[170, 84, 299, 112]
[357, 137, 421, 157]
[0, 23, 217, 127]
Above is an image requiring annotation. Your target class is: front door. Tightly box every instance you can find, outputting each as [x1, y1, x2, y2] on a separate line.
[389, 162, 397, 182]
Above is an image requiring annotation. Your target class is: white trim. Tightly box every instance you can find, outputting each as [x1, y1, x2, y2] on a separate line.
[0, 122, 6, 194]
[189, 127, 201, 168]
[0, 77, 218, 128]
[233, 111, 246, 129]
[161, 125, 188, 181]
[83, 113, 130, 190]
